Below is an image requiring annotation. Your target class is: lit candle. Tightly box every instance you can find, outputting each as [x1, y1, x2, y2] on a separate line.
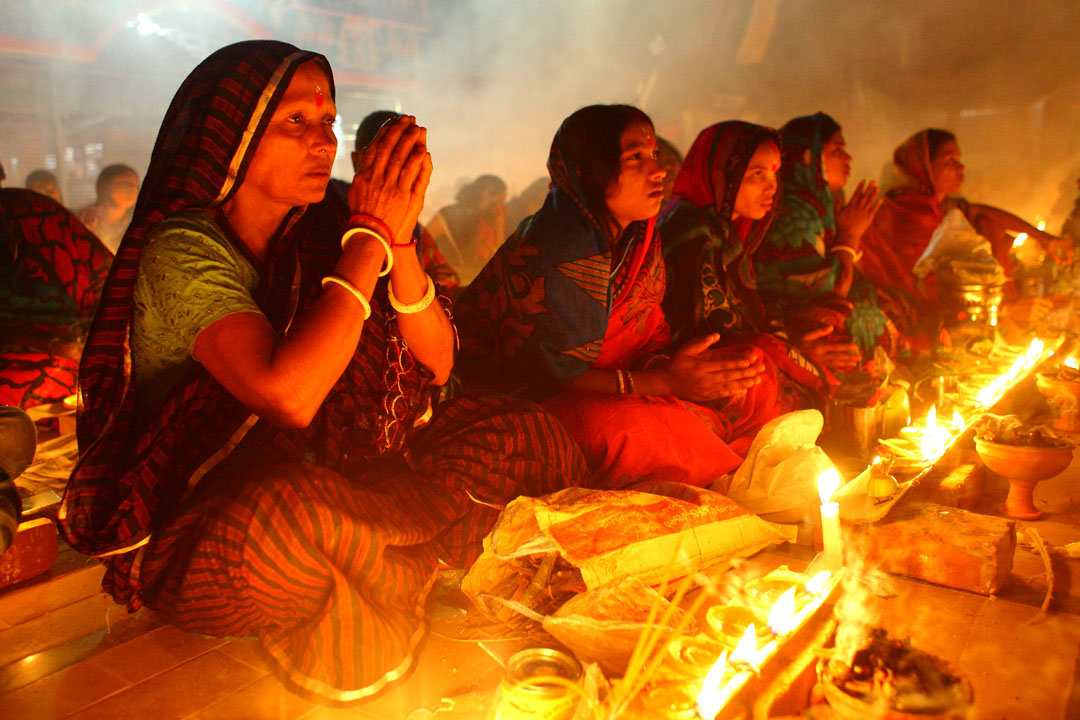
[818, 468, 843, 572]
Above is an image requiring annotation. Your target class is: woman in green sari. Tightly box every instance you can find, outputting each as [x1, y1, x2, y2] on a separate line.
[754, 113, 912, 361]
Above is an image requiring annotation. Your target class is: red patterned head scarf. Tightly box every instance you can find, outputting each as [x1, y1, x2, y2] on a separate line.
[672, 120, 782, 259]
[77, 41, 333, 444]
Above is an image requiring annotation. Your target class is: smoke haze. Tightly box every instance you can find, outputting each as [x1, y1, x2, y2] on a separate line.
[2, 0, 1078, 227]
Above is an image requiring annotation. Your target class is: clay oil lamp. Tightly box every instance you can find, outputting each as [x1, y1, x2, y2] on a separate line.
[704, 604, 769, 649]
[744, 568, 816, 613]
[663, 634, 730, 679]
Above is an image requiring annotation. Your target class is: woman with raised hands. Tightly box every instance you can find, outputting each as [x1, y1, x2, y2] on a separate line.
[59, 40, 585, 704]
[754, 112, 911, 362]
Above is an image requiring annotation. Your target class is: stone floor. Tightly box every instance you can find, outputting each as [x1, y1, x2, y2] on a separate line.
[3, 452, 1080, 718]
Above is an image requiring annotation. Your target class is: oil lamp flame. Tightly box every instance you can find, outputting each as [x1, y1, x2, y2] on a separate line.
[817, 468, 841, 504]
[952, 410, 964, 429]
[767, 587, 798, 635]
[730, 624, 759, 668]
[696, 651, 728, 720]
[1066, 357, 1079, 371]
[1012, 232, 1028, 248]
[920, 406, 949, 462]
[805, 570, 831, 596]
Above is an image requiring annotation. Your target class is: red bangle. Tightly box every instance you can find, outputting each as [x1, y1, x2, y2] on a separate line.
[348, 213, 394, 245]
[392, 237, 419, 247]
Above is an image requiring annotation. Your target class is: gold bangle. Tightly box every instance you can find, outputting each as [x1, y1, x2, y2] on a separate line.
[341, 227, 393, 276]
[614, 369, 626, 394]
[388, 274, 436, 314]
[831, 245, 863, 263]
[625, 370, 635, 394]
[321, 275, 371, 319]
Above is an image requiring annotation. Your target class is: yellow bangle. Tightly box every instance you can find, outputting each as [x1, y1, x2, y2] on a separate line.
[625, 370, 635, 394]
[321, 275, 371, 319]
[831, 245, 863, 263]
[341, 227, 393, 276]
[388, 274, 436, 314]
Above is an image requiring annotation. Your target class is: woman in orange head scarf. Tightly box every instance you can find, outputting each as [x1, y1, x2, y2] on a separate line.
[860, 129, 1064, 322]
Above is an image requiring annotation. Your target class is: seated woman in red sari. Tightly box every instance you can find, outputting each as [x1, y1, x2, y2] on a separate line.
[859, 129, 1063, 323]
[59, 41, 585, 705]
[455, 105, 778, 490]
[659, 120, 840, 409]
[0, 189, 112, 410]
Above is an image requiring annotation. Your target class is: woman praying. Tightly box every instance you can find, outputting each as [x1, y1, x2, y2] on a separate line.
[455, 105, 779, 489]
[59, 41, 585, 704]
[754, 112, 911, 362]
[859, 129, 1063, 323]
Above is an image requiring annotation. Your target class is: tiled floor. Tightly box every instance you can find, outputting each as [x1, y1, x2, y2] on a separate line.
[0, 550, 511, 719]
[4, 457, 1080, 717]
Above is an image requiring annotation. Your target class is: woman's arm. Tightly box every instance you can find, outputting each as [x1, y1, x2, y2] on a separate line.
[386, 244, 455, 385]
[350, 121, 453, 384]
[194, 237, 387, 428]
[966, 203, 1070, 264]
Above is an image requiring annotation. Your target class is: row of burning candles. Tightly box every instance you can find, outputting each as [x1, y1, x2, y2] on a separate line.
[692, 337, 1054, 718]
[694, 569, 836, 718]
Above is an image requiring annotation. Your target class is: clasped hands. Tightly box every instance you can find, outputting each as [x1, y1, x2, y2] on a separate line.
[665, 333, 766, 402]
[346, 115, 432, 252]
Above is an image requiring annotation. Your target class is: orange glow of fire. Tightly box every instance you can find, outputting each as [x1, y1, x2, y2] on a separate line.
[977, 338, 1045, 407]
[805, 570, 831, 596]
[696, 651, 729, 720]
[767, 587, 798, 635]
[1066, 357, 1079, 371]
[952, 409, 964, 429]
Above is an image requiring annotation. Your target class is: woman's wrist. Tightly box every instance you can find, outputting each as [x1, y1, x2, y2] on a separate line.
[830, 245, 861, 264]
[336, 234, 386, 283]
[630, 368, 674, 396]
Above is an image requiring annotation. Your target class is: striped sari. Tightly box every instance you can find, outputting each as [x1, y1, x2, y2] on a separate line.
[58, 41, 584, 704]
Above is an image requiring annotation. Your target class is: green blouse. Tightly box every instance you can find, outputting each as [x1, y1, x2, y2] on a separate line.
[132, 210, 263, 410]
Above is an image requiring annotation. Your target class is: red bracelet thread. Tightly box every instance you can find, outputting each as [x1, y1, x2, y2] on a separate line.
[348, 213, 395, 246]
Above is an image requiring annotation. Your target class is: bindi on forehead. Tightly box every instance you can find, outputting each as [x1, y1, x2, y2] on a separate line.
[315, 86, 324, 109]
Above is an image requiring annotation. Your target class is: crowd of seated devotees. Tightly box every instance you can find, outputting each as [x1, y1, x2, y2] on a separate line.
[1, 37, 1076, 707]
